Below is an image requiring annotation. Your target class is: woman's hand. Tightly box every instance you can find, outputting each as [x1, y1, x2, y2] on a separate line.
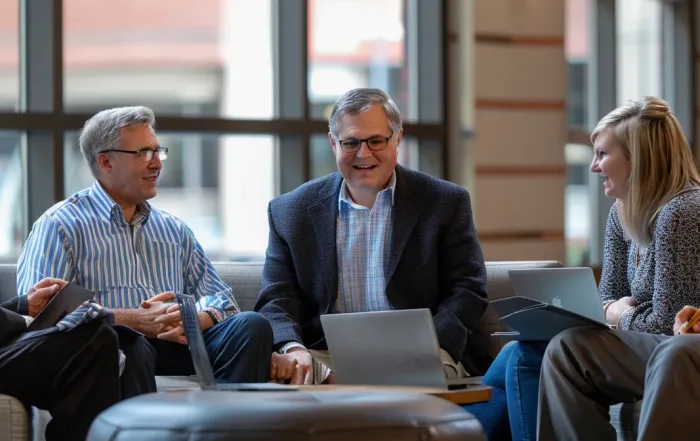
[605, 296, 637, 326]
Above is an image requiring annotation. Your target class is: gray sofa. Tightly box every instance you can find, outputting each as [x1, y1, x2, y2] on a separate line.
[0, 261, 639, 441]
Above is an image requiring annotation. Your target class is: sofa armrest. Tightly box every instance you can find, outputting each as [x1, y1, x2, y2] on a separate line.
[0, 394, 29, 441]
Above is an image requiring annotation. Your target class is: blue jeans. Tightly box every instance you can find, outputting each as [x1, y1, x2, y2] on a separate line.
[463, 341, 547, 441]
[148, 311, 273, 383]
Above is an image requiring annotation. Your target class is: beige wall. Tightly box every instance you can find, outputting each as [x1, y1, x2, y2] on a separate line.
[456, 0, 568, 262]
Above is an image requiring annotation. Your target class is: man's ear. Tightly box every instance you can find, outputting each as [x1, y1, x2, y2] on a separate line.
[328, 132, 338, 155]
[96, 152, 113, 175]
[395, 130, 403, 152]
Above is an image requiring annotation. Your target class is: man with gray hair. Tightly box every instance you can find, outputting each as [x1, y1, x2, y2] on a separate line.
[255, 88, 491, 384]
[17, 106, 273, 384]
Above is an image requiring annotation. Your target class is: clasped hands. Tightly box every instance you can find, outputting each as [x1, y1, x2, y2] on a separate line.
[135, 292, 214, 345]
[25, 279, 212, 345]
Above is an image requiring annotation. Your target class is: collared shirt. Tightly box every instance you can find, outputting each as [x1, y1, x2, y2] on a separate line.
[17, 181, 239, 326]
[334, 172, 396, 313]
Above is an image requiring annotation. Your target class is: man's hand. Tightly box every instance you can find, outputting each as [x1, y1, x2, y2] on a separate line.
[675, 305, 700, 335]
[141, 292, 176, 306]
[153, 304, 215, 345]
[270, 353, 298, 382]
[27, 278, 68, 317]
[605, 296, 637, 325]
[156, 324, 187, 345]
[285, 347, 314, 385]
[124, 292, 177, 337]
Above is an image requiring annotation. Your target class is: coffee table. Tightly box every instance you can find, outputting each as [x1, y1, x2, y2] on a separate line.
[296, 384, 492, 405]
[159, 376, 491, 406]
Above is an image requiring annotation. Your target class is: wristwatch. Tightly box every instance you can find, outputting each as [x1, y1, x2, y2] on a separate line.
[201, 307, 222, 325]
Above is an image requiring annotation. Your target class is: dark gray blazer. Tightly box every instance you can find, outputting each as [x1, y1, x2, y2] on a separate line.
[254, 165, 492, 374]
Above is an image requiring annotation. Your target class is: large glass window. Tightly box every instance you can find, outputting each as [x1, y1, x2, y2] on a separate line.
[565, 0, 592, 266]
[615, 0, 663, 104]
[0, 131, 24, 263]
[63, 0, 274, 119]
[5, 1, 447, 264]
[308, 0, 409, 120]
[0, 0, 19, 111]
[65, 132, 275, 262]
[566, 0, 588, 129]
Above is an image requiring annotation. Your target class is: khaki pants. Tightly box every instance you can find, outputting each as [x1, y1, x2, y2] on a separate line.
[308, 349, 469, 385]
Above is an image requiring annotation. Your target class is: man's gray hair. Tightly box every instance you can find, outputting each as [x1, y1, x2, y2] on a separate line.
[328, 88, 403, 140]
[79, 106, 156, 178]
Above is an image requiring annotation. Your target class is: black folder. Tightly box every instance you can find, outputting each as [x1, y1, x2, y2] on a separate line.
[489, 296, 609, 341]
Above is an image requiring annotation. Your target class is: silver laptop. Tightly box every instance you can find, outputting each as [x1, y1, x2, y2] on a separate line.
[176, 294, 297, 391]
[507, 267, 607, 324]
[320, 309, 477, 389]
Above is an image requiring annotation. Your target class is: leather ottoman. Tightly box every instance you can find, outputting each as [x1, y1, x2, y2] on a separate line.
[87, 390, 485, 440]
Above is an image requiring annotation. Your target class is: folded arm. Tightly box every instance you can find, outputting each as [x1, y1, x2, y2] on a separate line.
[620, 204, 700, 334]
[598, 204, 632, 309]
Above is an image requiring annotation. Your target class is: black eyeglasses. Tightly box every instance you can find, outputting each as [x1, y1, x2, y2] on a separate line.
[99, 147, 168, 162]
[337, 134, 393, 153]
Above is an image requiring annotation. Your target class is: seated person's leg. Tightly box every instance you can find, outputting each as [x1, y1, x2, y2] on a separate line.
[503, 341, 548, 441]
[0, 320, 120, 441]
[203, 311, 273, 382]
[146, 337, 196, 376]
[462, 341, 515, 441]
[112, 325, 158, 399]
[638, 335, 700, 440]
[538, 327, 667, 441]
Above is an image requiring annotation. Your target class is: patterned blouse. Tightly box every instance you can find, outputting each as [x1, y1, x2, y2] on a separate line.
[599, 190, 700, 335]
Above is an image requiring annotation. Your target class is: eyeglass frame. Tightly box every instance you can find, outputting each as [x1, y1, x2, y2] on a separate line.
[334, 133, 395, 153]
[98, 147, 169, 162]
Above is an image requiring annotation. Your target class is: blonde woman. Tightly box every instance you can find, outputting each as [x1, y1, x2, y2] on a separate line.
[538, 97, 700, 440]
[467, 97, 700, 441]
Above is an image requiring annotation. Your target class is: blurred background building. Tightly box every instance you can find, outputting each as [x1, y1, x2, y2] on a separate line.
[0, 0, 691, 272]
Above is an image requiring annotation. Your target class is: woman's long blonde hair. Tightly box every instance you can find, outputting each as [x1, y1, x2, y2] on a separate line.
[591, 96, 700, 246]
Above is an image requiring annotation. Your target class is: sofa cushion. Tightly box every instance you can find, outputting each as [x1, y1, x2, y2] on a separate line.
[213, 263, 263, 312]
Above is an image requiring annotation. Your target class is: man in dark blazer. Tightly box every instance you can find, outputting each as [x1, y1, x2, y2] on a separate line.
[0, 277, 156, 441]
[255, 88, 491, 384]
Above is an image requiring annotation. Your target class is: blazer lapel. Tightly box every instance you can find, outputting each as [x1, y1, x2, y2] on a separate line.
[307, 173, 343, 312]
[386, 166, 425, 281]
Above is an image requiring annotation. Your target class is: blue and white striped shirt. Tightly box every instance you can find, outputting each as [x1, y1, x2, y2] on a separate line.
[17, 181, 240, 323]
[334, 173, 396, 313]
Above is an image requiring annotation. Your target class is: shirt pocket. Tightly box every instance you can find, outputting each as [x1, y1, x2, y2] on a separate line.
[141, 241, 184, 293]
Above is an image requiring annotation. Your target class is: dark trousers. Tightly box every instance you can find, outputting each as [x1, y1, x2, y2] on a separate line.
[0, 320, 156, 441]
[147, 311, 272, 382]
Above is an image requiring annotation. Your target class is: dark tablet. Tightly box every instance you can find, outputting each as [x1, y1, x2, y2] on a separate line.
[27, 283, 96, 331]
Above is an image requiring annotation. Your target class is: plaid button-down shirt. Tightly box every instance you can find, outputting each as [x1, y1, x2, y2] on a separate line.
[334, 173, 396, 313]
